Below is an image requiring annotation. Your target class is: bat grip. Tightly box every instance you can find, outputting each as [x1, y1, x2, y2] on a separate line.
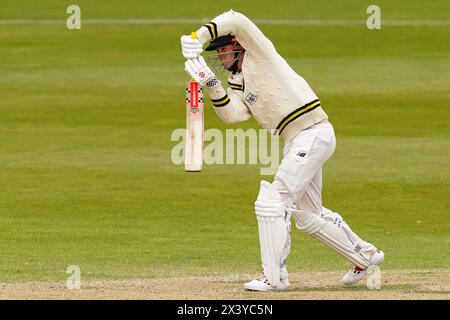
[189, 32, 199, 83]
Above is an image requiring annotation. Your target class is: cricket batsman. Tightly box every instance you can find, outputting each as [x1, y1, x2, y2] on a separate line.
[181, 10, 384, 291]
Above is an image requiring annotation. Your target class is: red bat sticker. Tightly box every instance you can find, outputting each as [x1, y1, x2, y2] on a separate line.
[190, 82, 199, 110]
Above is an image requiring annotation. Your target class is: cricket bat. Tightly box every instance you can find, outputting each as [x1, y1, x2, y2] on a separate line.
[185, 32, 204, 172]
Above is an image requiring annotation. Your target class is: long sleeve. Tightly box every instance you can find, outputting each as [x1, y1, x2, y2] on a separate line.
[196, 10, 276, 60]
[194, 11, 328, 142]
[205, 79, 251, 124]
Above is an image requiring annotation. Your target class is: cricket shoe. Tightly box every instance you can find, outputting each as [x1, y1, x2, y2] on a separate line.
[342, 250, 385, 286]
[244, 268, 290, 291]
[244, 275, 290, 291]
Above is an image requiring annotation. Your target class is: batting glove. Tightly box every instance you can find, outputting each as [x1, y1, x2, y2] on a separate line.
[184, 56, 216, 86]
[181, 35, 203, 59]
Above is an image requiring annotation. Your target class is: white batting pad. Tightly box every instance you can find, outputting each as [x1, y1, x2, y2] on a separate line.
[254, 181, 290, 288]
[291, 207, 377, 269]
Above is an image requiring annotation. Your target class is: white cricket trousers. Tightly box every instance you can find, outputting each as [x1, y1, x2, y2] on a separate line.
[272, 119, 373, 267]
[273, 119, 336, 214]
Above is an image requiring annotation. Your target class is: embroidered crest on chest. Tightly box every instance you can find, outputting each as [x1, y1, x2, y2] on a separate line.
[245, 93, 258, 105]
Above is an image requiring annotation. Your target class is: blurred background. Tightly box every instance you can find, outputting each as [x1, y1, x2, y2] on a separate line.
[0, 0, 449, 283]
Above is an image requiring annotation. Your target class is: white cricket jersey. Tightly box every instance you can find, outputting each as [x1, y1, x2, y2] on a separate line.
[196, 10, 328, 142]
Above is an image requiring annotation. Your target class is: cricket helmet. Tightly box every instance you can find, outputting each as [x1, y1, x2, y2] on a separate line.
[205, 34, 238, 51]
[205, 34, 244, 74]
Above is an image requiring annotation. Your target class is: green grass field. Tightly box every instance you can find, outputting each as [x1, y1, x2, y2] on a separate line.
[0, 0, 449, 288]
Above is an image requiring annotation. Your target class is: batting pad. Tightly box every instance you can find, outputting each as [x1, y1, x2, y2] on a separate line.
[292, 207, 377, 269]
[254, 181, 290, 288]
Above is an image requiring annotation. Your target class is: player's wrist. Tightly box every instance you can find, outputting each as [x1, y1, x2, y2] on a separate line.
[205, 77, 220, 88]
[195, 26, 212, 45]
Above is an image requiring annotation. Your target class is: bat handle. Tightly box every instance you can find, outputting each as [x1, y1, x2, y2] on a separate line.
[189, 32, 199, 83]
